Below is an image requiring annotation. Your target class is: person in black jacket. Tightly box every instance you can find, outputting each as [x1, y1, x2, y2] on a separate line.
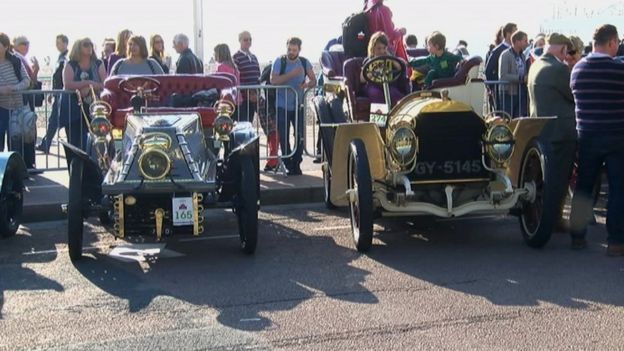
[172, 34, 203, 74]
[485, 23, 517, 81]
[37, 34, 68, 153]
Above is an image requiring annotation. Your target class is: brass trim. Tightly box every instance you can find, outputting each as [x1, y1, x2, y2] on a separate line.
[140, 132, 172, 150]
[137, 148, 172, 180]
[154, 208, 165, 241]
[114, 195, 125, 238]
[410, 178, 491, 185]
[192, 193, 200, 236]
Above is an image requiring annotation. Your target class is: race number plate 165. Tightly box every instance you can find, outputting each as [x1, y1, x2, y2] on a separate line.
[172, 197, 194, 226]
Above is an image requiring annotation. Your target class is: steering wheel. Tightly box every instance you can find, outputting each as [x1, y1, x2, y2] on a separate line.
[362, 55, 405, 85]
[119, 76, 161, 95]
[89, 101, 112, 117]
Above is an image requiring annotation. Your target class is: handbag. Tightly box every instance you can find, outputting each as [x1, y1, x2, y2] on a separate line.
[23, 81, 45, 109]
[9, 105, 38, 144]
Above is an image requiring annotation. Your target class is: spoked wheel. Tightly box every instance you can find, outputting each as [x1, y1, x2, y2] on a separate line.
[237, 156, 258, 254]
[347, 139, 373, 252]
[0, 165, 24, 238]
[519, 140, 554, 248]
[68, 158, 85, 261]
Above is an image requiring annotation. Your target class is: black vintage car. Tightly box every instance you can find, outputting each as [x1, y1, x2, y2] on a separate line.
[61, 75, 259, 261]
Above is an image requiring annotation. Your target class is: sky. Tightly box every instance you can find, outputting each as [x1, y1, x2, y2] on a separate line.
[4, 0, 622, 74]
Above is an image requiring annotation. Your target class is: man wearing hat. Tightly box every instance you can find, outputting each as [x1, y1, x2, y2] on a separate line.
[527, 32, 576, 234]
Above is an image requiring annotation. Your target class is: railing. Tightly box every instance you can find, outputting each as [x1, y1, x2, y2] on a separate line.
[5, 90, 83, 172]
[484, 81, 530, 118]
[8, 86, 321, 174]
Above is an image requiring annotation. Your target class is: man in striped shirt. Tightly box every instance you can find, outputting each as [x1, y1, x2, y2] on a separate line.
[233, 31, 261, 123]
[569, 24, 624, 256]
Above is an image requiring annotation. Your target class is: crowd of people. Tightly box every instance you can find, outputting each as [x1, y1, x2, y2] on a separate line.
[0, 0, 622, 255]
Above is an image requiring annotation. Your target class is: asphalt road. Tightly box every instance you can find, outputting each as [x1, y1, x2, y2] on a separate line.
[1, 203, 623, 350]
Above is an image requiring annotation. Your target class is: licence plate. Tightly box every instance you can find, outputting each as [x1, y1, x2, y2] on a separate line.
[172, 197, 194, 226]
[370, 113, 387, 127]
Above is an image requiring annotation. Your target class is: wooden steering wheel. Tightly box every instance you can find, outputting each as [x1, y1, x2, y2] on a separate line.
[362, 55, 404, 85]
[119, 76, 161, 95]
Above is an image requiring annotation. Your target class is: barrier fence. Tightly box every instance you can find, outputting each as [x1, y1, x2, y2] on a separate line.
[484, 81, 530, 118]
[8, 85, 324, 174]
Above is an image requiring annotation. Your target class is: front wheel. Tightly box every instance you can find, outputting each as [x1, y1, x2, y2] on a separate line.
[348, 139, 373, 252]
[519, 139, 555, 248]
[68, 158, 85, 261]
[237, 156, 258, 254]
[0, 162, 24, 238]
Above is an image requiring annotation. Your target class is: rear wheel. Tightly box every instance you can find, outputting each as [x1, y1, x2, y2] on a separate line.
[68, 158, 85, 261]
[0, 164, 24, 238]
[348, 139, 373, 252]
[519, 140, 555, 248]
[237, 156, 258, 254]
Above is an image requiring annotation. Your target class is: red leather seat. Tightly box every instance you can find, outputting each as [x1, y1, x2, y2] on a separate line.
[101, 74, 237, 128]
[406, 48, 429, 58]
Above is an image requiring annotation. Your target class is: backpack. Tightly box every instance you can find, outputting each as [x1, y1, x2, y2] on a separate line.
[342, 3, 379, 59]
[279, 55, 310, 84]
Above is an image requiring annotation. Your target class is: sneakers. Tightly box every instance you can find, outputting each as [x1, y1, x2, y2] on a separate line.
[606, 244, 624, 257]
[286, 166, 302, 176]
[264, 163, 278, 172]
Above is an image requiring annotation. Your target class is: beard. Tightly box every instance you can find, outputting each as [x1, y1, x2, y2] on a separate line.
[287, 53, 299, 60]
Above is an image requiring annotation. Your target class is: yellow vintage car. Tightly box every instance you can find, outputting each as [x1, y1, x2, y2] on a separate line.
[313, 55, 558, 252]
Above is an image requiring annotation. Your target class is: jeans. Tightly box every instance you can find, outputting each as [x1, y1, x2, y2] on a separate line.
[570, 134, 624, 244]
[277, 107, 303, 168]
[0, 107, 9, 152]
[236, 100, 257, 123]
[38, 98, 60, 152]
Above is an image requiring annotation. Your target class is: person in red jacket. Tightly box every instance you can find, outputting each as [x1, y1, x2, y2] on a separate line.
[364, 0, 407, 61]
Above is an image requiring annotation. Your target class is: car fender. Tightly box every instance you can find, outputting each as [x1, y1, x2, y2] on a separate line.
[228, 122, 260, 158]
[0, 152, 27, 193]
[506, 116, 556, 187]
[330, 123, 387, 207]
[60, 141, 103, 201]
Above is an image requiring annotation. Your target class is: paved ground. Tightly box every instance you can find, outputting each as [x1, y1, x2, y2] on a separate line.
[1, 203, 623, 350]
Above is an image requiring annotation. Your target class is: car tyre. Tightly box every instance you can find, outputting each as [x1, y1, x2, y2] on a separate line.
[0, 163, 24, 238]
[237, 155, 258, 254]
[68, 158, 85, 261]
[519, 139, 555, 248]
[348, 139, 373, 252]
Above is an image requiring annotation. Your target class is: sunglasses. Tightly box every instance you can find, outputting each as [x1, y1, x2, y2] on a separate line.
[242, 38, 252, 42]
[82, 42, 93, 47]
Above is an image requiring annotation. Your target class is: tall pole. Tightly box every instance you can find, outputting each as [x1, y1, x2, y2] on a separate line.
[193, 0, 204, 64]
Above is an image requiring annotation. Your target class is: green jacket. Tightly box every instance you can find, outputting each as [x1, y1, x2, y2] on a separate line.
[409, 51, 462, 87]
[527, 53, 576, 142]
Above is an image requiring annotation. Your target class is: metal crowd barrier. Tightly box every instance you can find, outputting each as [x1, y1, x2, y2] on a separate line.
[7, 90, 82, 172]
[9, 86, 318, 174]
[236, 85, 312, 174]
[484, 81, 530, 118]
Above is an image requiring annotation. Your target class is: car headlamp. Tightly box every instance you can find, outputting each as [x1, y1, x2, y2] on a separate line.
[214, 115, 234, 141]
[138, 148, 171, 180]
[90, 116, 112, 138]
[390, 127, 418, 168]
[485, 124, 515, 164]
